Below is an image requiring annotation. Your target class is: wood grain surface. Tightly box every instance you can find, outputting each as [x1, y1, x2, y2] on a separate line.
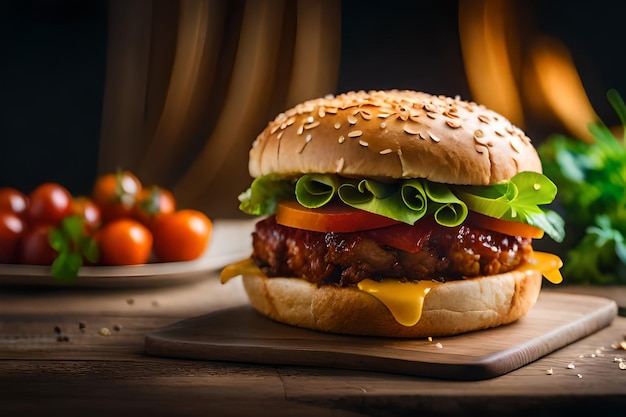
[145, 292, 617, 380]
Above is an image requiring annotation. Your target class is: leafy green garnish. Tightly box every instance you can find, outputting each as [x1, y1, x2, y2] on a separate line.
[238, 174, 295, 216]
[239, 171, 565, 241]
[538, 89, 626, 284]
[49, 215, 99, 282]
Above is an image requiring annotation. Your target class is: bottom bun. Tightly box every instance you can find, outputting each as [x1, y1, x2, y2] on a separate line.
[241, 269, 542, 338]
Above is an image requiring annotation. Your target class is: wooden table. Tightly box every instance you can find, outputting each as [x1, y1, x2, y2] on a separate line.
[1, 220, 625, 416]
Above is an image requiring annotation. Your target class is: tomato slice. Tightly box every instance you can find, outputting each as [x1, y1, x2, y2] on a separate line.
[465, 211, 544, 239]
[275, 200, 400, 232]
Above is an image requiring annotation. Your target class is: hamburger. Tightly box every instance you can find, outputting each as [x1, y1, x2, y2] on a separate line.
[221, 90, 565, 338]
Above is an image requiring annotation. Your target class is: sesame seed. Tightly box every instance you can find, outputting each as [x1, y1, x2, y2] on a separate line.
[478, 114, 490, 124]
[418, 132, 428, 140]
[347, 115, 358, 125]
[446, 120, 462, 129]
[298, 135, 312, 154]
[426, 112, 436, 120]
[403, 125, 420, 135]
[286, 117, 295, 126]
[379, 148, 392, 155]
[335, 157, 344, 171]
[338, 135, 345, 143]
[380, 122, 387, 129]
[360, 110, 372, 120]
[297, 125, 304, 135]
[474, 129, 484, 138]
[304, 121, 320, 130]
[270, 124, 280, 134]
[277, 131, 283, 140]
[318, 108, 325, 118]
[306, 116, 314, 123]
[359, 140, 368, 147]
[98, 328, 111, 336]
[377, 113, 391, 118]
[348, 130, 362, 138]
[333, 121, 341, 129]
[430, 132, 441, 142]
[509, 139, 521, 153]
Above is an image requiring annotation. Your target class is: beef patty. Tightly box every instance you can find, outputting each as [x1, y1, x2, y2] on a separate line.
[252, 216, 533, 286]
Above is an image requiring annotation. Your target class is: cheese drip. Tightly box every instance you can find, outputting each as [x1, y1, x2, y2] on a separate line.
[220, 258, 261, 284]
[523, 251, 563, 284]
[357, 279, 439, 326]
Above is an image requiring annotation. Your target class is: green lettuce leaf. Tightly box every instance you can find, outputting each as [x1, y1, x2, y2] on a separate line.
[238, 171, 564, 241]
[238, 174, 295, 215]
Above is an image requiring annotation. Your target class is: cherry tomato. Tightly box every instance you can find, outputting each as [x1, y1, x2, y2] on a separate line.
[0, 211, 26, 263]
[92, 171, 142, 222]
[71, 196, 102, 232]
[97, 218, 153, 266]
[0, 187, 29, 218]
[465, 211, 544, 239]
[275, 200, 400, 232]
[133, 185, 176, 227]
[19, 224, 58, 265]
[152, 210, 212, 262]
[26, 183, 73, 226]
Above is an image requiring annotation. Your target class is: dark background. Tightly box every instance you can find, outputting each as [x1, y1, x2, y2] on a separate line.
[1, 0, 624, 198]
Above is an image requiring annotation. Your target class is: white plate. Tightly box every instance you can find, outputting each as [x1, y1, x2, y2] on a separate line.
[0, 251, 250, 289]
[0, 219, 255, 289]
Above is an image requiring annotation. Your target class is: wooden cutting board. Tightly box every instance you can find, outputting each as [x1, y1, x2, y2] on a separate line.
[145, 292, 617, 380]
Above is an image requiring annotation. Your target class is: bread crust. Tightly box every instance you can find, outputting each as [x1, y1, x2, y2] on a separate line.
[249, 90, 542, 185]
[241, 269, 542, 338]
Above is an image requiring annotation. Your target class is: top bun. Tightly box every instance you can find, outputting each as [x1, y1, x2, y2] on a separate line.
[249, 90, 542, 185]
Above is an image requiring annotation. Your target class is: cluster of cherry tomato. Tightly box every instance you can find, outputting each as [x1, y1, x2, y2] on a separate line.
[0, 170, 213, 268]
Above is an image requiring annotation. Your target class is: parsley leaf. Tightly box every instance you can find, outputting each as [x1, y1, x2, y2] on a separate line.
[49, 215, 99, 283]
[538, 89, 626, 284]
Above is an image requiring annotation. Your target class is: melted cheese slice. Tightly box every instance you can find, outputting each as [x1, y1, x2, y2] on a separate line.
[221, 252, 564, 328]
[357, 279, 439, 326]
[357, 251, 563, 327]
[220, 258, 261, 284]
[524, 251, 564, 284]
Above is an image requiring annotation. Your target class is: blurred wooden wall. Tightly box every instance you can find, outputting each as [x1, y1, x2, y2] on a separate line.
[98, 0, 341, 218]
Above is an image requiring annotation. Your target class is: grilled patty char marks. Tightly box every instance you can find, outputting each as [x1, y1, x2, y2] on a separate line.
[252, 216, 532, 286]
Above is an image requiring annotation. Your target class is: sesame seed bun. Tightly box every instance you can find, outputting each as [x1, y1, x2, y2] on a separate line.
[249, 90, 542, 185]
[241, 268, 543, 338]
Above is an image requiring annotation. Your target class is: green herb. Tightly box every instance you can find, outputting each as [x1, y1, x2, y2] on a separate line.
[538, 89, 626, 284]
[48, 215, 99, 282]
